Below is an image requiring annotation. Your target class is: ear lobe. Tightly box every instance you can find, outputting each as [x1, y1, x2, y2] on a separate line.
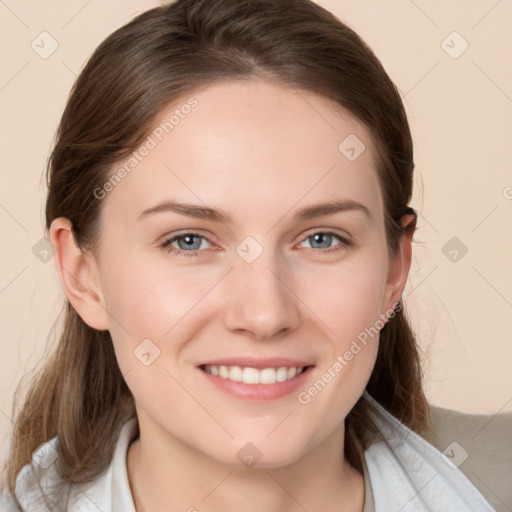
[49, 217, 109, 331]
[383, 213, 416, 314]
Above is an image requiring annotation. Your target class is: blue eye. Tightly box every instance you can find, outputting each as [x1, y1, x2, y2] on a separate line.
[160, 233, 211, 257]
[160, 230, 350, 258]
[303, 232, 336, 249]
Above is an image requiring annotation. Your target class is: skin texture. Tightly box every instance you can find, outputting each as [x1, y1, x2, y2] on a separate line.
[50, 78, 414, 512]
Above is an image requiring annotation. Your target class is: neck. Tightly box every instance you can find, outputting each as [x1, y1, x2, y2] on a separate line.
[126, 420, 365, 512]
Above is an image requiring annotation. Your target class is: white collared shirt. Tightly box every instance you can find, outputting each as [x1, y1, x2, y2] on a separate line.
[0, 391, 495, 511]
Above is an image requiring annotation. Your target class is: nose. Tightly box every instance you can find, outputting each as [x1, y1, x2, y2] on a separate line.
[222, 254, 301, 341]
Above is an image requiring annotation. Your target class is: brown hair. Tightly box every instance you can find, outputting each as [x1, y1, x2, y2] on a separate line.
[4, 0, 429, 508]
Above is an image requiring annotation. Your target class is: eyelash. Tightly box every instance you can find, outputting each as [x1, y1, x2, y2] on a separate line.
[159, 231, 352, 258]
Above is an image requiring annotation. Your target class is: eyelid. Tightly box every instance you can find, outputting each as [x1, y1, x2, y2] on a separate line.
[159, 231, 216, 255]
[295, 227, 352, 245]
[295, 234, 351, 255]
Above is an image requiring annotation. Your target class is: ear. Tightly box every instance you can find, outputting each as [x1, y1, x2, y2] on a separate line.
[382, 213, 416, 315]
[49, 217, 109, 330]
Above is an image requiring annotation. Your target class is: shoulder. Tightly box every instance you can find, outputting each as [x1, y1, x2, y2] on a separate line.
[1, 418, 138, 512]
[0, 436, 66, 511]
[1, 438, 112, 511]
[360, 391, 497, 511]
[421, 402, 512, 511]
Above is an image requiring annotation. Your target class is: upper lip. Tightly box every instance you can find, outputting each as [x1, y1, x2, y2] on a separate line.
[197, 357, 314, 370]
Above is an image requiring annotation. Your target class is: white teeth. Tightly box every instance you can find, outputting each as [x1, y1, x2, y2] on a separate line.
[229, 366, 243, 382]
[203, 365, 307, 384]
[243, 367, 260, 384]
[276, 367, 288, 382]
[259, 368, 276, 384]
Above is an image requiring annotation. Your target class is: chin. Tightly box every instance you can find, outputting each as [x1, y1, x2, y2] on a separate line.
[209, 436, 310, 471]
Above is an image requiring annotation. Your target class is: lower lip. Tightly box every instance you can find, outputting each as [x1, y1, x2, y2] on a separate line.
[198, 367, 314, 401]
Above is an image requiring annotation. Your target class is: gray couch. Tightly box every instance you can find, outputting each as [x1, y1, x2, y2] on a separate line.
[421, 404, 512, 511]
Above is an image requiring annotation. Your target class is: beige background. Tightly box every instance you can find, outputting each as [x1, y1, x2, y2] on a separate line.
[1, 0, 511, 464]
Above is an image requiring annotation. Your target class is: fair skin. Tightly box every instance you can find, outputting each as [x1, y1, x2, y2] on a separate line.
[50, 78, 414, 512]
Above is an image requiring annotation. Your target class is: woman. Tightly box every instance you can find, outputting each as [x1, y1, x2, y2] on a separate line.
[0, 0, 495, 510]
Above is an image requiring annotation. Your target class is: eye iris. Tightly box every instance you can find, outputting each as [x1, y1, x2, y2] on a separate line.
[310, 233, 332, 249]
[177, 235, 201, 250]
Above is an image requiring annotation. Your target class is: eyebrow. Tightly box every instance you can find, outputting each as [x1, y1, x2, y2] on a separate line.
[137, 199, 371, 223]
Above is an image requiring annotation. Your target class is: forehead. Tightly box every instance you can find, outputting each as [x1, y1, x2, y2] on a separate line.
[101, 78, 383, 227]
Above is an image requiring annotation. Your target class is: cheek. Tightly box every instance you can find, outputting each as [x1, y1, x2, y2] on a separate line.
[297, 251, 389, 338]
[293, 266, 384, 442]
[291, 250, 387, 409]
[101, 253, 205, 330]
[99, 255, 223, 370]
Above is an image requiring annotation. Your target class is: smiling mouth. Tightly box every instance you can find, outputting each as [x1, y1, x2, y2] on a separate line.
[199, 364, 314, 385]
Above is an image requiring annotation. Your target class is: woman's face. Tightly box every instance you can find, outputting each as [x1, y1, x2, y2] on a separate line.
[71, 78, 409, 467]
